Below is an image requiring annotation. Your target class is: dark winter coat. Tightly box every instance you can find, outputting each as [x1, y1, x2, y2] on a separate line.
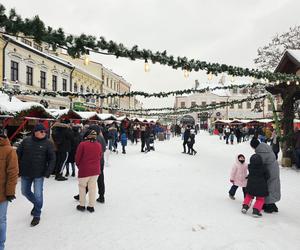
[17, 135, 56, 178]
[183, 129, 191, 142]
[67, 127, 81, 163]
[255, 142, 281, 203]
[75, 141, 102, 178]
[246, 154, 269, 197]
[51, 123, 73, 152]
[187, 134, 195, 147]
[0, 138, 19, 202]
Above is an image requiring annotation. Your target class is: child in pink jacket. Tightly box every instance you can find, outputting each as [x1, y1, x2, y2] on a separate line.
[229, 154, 248, 200]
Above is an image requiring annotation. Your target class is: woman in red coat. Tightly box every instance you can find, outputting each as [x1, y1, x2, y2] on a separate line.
[75, 130, 102, 212]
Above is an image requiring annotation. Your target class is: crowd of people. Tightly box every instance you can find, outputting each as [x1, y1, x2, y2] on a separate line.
[0, 119, 173, 249]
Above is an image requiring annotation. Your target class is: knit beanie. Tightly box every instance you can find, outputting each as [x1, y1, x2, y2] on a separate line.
[250, 138, 260, 149]
[87, 130, 97, 140]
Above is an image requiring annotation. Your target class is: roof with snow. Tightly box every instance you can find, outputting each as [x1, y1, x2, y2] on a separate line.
[0, 92, 52, 118]
[275, 49, 300, 73]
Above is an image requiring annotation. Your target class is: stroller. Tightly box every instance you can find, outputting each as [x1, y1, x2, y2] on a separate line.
[149, 133, 155, 151]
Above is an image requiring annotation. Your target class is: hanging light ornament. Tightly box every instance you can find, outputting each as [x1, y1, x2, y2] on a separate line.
[287, 81, 291, 85]
[144, 59, 150, 72]
[276, 80, 280, 85]
[184, 69, 189, 78]
[230, 75, 235, 82]
[265, 78, 269, 84]
[296, 81, 300, 86]
[208, 72, 213, 81]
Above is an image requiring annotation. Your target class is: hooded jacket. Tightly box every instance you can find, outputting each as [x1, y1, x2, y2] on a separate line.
[0, 138, 19, 202]
[246, 154, 269, 197]
[230, 156, 248, 187]
[255, 142, 281, 203]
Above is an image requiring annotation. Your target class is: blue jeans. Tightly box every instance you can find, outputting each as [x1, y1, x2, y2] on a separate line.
[0, 201, 8, 250]
[21, 177, 44, 218]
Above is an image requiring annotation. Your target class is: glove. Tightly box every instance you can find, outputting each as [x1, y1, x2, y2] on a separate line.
[6, 195, 16, 202]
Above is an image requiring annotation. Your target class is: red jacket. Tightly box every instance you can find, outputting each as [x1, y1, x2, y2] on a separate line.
[75, 141, 102, 178]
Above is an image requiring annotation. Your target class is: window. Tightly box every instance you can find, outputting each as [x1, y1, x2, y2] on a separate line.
[211, 101, 216, 105]
[62, 79, 67, 91]
[34, 43, 43, 52]
[230, 103, 234, 109]
[52, 75, 57, 91]
[26, 66, 33, 85]
[114, 82, 116, 90]
[180, 102, 185, 108]
[21, 38, 32, 46]
[110, 80, 112, 89]
[11, 60, 19, 81]
[80, 85, 83, 93]
[74, 83, 78, 92]
[233, 88, 238, 94]
[40, 71, 46, 89]
[238, 103, 243, 109]
[106, 77, 109, 86]
[201, 101, 207, 107]
[247, 102, 251, 109]
[191, 101, 196, 107]
[220, 102, 225, 109]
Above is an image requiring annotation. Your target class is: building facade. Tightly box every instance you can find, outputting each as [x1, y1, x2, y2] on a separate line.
[2, 34, 73, 109]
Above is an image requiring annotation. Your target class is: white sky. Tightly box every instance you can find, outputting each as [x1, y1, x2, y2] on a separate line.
[2, 0, 300, 108]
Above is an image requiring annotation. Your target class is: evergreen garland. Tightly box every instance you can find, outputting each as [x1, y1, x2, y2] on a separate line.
[118, 95, 267, 116]
[0, 4, 300, 82]
[0, 81, 269, 99]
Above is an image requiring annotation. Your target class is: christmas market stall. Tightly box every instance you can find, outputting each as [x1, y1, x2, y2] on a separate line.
[0, 92, 53, 141]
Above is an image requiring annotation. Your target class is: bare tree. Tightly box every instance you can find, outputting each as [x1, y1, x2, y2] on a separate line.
[254, 26, 300, 70]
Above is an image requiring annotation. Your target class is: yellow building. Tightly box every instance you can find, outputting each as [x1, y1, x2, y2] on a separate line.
[71, 66, 103, 110]
[2, 34, 73, 109]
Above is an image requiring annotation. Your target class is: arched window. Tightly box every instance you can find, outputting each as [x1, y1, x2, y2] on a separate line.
[80, 85, 84, 93]
[86, 86, 90, 93]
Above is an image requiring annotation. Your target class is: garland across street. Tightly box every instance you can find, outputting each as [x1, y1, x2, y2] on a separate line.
[0, 82, 271, 100]
[1, 4, 300, 82]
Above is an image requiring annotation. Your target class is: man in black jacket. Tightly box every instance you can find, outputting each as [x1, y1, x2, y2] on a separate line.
[17, 124, 55, 227]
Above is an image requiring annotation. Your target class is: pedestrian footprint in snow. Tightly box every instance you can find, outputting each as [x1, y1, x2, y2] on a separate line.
[241, 154, 270, 217]
[229, 154, 248, 200]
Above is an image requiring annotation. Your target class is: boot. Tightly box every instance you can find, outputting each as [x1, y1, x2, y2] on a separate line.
[76, 205, 85, 212]
[30, 217, 40, 227]
[71, 171, 75, 177]
[65, 171, 69, 177]
[241, 204, 249, 214]
[252, 208, 262, 217]
[263, 204, 273, 213]
[86, 206, 95, 213]
[229, 194, 235, 200]
[55, 174, 68, 181]
[96, 196, 105, 203]
[74, 194, 79, 201]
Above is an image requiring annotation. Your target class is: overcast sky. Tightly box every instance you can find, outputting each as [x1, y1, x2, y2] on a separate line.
[2, 0, 300, 108]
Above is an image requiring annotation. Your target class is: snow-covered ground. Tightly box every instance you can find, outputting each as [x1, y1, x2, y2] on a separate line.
[7, 132, 300, 250]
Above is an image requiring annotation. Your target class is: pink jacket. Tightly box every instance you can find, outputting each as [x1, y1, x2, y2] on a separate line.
[230, 157, 248, 187]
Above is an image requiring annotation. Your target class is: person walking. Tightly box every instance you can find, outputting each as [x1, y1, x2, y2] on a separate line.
[51, 122, 73, 181]
[182, 125, 191, 153]
[0, 130, 18, 249]
[187, 129, 197, 155]
[75, 130, 103, 213]
[228, 154, 248, 199]
[17, 124, 56, 226]
[66, 125, 81, 177]
[250, 138, 281, 213]
[121, 131, 127, 154]
[241, 154, 269, 217]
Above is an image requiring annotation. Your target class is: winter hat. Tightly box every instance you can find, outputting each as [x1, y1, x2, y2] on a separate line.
[237, 154, 245, 159]
[33, 123, 46, 132]
[250, 138, 260, 149]
[87, 130, 97, 140]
